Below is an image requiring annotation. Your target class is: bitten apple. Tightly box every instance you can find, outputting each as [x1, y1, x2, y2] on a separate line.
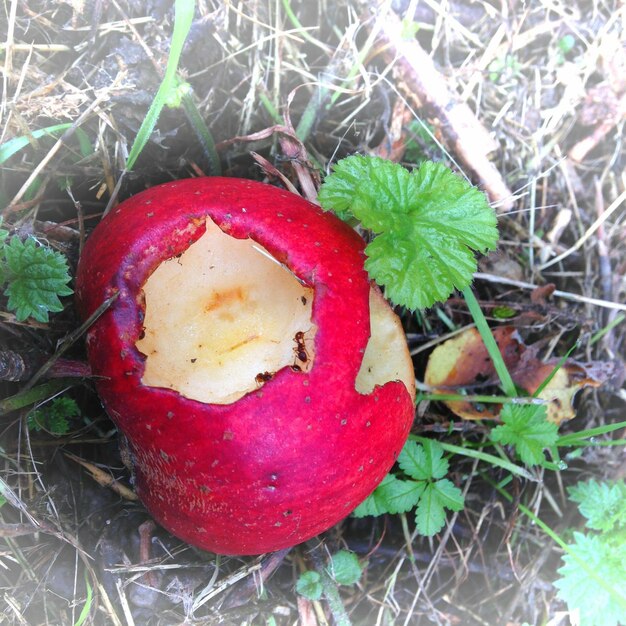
[76, 177, 415, 555]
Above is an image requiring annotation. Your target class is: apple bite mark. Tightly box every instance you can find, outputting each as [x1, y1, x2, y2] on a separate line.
[356, 287, 416, 397]
[136, 217, 316, 404]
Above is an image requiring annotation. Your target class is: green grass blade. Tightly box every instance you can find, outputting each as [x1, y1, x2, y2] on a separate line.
[589, 313, 625, 346]
[125, 0, 196, 172]
[532, 342, 578, 398]
[417, 392, 543, 405]
[73, 573, 93, 626]
[281, 0, 324, 47]
[74, 128, 94, 158]
[180, 89, 221, 175]
[0, 123, 94, 164]
[410, 435, 537, 482]
[0, 380, 76, 416]
[462, 286, 517, 397]
[557, 420, 626, 446]
[258, 91, 283, 124]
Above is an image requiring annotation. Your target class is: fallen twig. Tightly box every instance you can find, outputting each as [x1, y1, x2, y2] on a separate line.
[365, 3, 515, 212]
[64, 452, 138, 501]
[568, 91, 626, 163]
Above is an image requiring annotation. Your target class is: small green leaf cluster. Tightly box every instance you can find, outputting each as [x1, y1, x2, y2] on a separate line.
[488, 54, 522, 83]
[555, 34, 576, 64]
[0, 219, 73, 323]
[353, 440, 464, 537]
[296, 550, 363, 601]
[404, 120, 436, 164]
[490, 404, 559, 467]
[318, 156, 498, 310]
[554, 479, 626, 626]
[27, 397, 80, 435]
[296, 570, 323, 601]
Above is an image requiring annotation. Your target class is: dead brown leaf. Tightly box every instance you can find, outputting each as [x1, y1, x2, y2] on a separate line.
[424, 326, 619, 423]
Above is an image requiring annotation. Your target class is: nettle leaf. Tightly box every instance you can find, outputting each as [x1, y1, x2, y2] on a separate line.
[329, 550, 363, 586]
[568, 479, 626, 532]
[555, 532, 626, 626]
[3, 237, 73, 322]
[490, 404, 558, 466]
[318, 156, 498, 310]
[353, 474, 425, 517]
[296, 571, 323, 601]
[415, 479, 464, 537]
[398, 439, 448, 481]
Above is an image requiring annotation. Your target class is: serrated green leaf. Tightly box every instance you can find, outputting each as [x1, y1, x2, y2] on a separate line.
[328, 550, 362, 586]
[414, 483, 444, 536]
[353, 474, 425, 517]
[398, 439, 448, 481]
[317, 155, 373, 221]
[296, 571, 323, 600]
[555, 532, 626, 626]
[430, 479, 465, 512]
[318, 156, 498, 309]
[3, 237, 73, 322]
[374, 476, 426, 514]
[414, 480, 464, 537]
[567, 479, 626, 532]
[490, 404, 558, 467]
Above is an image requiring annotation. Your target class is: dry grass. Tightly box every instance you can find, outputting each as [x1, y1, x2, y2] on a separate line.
[1, 0, 625, 624]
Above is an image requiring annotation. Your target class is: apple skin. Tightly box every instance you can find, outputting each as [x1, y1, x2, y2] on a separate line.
[76, 177, 415, 555]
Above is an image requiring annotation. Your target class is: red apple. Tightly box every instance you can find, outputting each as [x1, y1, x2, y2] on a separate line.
[76, 177, 415, 555]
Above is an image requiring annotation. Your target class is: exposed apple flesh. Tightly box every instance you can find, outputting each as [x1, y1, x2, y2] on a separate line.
[76, 177, 416, 555]
[136, 217, 316, 405]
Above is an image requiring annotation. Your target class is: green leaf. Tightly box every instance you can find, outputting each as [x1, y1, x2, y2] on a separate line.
[398, 439, 448, 481]
[415, 479, 464, 536]
[568, 479, 626, 532]
[431, 479, 465, 512]
[318, 156, 498, 309]
[353, 474, 425, 517]
[328, 550, 362, 586]
[3, 237, 73, 322]
[490, 404, 558, 466]
[0, 380, 76, 416]
[0, 218, 9, 245]
[555, 532, 626, 626]
[0, 123, 93, 164]
[27, 397, 79, 435]
[296, 571, 323, 600]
